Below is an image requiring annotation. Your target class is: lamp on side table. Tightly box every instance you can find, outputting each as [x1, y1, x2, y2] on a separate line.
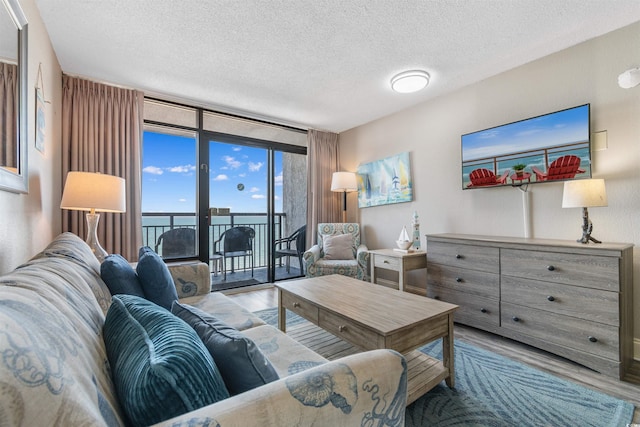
[61, 171, 126, 261]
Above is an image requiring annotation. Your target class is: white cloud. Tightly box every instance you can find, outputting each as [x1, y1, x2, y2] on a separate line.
[169, 164, 196, 173]
[274, 172, 283, 186]
[213, 174, 229, 181]
[248, 161, 263, 172]
[232, 147, 242, 151]
[249, 187, 260, 192]
[143, 166, 164, 175]
[178, 198, 187, 202]
[223, 156, 242, 169]
[239, 173, 246, 177]
[251, 194, 266, 199]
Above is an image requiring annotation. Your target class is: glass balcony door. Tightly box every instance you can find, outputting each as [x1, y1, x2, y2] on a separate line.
[141, 126, 198, 259]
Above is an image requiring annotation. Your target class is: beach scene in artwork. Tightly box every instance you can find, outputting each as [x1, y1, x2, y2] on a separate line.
[357, 151, 413, 208]
[461, 104, 591, 188]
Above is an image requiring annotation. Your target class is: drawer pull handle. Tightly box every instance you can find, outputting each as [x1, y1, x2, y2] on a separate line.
[455, 277, 463, 283]
[338, 325, 347, 332]
[455, 254, 463, 259]
[547, 296, 555, 302]
[588, 336, 598, 343]
[512, 316, 520, 322]
[433, 296, 440, 300]
[383, 260, 390, 264]
[293, 302, 300, 308]
[547, 265, 555, 271]
[480, 308, 487, 313]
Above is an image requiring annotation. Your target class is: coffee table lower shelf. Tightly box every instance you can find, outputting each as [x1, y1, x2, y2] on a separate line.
[287, 321, 448, 406]
[405, 350, 449, 405]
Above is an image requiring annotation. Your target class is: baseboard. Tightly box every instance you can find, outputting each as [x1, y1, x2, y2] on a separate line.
[635, 337, 640, 362]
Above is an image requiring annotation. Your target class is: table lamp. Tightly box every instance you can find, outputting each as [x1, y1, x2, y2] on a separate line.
[331, 171, 357, 223]
[561, 178, 607, 244]
[60, 171, 126, 261]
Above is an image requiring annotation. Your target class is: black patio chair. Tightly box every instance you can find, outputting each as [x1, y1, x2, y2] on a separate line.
[213, 226, 255, 280]
[274, 225, 306, 274]
[154, 227, 196, 258]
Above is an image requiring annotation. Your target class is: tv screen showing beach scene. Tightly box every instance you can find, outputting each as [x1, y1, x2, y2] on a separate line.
[461, 104, 591, 190]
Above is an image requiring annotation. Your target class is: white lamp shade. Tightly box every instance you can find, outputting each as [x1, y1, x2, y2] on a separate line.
[331, 172, 357, 192]
[562, 179, 607, 208]
[61, 171, 126, 212]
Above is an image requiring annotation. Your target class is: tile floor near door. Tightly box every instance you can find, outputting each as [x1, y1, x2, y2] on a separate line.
[211, 265, 303, 291]
[226, 286, 640, 423]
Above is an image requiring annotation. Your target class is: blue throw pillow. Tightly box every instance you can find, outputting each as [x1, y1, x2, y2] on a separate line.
[136, 246, 178, 310]
[100, 254, 145, 297]
[172, 301, 279, 395]
[104, 295, 229, 426]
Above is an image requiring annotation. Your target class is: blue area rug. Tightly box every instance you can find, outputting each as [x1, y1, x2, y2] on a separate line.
[254, 307, 634, 426]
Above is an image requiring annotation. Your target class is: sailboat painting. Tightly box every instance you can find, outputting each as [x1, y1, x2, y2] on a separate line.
[356, 152, 413, 208]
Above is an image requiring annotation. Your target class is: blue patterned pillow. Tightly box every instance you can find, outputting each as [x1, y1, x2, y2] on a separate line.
[172, 301, 279, 395]
[136, 246, 178, 309]
[104, 295, 229, 426]
[100, 254, 145, 297]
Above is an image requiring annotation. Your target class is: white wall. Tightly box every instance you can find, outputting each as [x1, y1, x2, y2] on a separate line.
[340, 22, 640, 348]
[0, 0, 62, 274]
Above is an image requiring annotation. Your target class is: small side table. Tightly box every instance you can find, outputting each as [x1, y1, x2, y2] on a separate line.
[510, 172, 531, 184]
[369, 249, 427, 292]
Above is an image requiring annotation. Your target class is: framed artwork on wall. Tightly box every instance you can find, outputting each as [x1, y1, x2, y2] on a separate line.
[357, 151, 413, 208]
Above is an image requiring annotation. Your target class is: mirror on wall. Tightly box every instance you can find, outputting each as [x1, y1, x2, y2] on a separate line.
[0, 0, 28, 193]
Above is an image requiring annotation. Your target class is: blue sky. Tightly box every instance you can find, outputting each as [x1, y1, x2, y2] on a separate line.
[142, 131, 282, 213]
[462, 105, 589, 161]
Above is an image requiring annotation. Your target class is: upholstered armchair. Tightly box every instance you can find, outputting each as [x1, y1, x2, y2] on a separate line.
[303, 223, 369, 280]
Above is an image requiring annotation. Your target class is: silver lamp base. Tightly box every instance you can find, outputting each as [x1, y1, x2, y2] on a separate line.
[577, 207, 601, 244]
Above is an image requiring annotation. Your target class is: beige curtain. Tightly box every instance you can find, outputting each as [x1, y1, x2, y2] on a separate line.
[62, 75, 143, 261]
[0, 62, 17, 168]
[306, 129, 341, 246]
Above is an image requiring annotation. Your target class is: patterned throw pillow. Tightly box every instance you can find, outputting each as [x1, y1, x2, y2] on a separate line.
[172, 301, 279, 395]
[100, 254, 145, 297]
[136, 246, 178, 309]
[103, 294, 229, 426]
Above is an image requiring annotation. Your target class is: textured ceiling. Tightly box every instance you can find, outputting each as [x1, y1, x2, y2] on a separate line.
[35, 0, 640, 133]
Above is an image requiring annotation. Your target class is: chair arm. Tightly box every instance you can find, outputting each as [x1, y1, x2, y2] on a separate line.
[167, 261, 211, 298]
[357, 245, 370, 280]
[154, 349, 407, 427]
[303, 245, 320, 265]
[531, 166, 545, 180]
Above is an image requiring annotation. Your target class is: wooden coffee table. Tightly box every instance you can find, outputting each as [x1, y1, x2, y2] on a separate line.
[275, 274, 458, 405]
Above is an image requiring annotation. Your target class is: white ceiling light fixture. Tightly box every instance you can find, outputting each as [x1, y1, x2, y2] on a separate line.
[390, 70, 430, 93]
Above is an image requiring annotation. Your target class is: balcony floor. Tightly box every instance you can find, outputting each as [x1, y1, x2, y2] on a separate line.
[211, 264, 303, 292]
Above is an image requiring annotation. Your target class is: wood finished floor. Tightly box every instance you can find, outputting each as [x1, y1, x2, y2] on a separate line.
[226, 285, 640, 422]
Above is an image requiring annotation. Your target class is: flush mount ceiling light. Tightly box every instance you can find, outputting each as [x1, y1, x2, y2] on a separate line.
[390, 70, 430, 93]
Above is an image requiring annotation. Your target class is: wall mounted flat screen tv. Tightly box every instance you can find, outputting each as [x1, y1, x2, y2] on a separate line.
[461, 104, 591, 190]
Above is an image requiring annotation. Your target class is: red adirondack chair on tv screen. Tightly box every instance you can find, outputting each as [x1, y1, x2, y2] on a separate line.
[531, 155, 586, 181]
[467, 168, 509, 188]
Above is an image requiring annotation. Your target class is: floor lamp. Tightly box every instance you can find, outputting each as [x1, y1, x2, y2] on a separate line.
[562, 179, 607, 244]
[331, 171, 357, 223]
[60, 171, 126, 261]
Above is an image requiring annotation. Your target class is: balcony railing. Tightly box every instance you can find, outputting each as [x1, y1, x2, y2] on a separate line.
[142, 212, 288, 269]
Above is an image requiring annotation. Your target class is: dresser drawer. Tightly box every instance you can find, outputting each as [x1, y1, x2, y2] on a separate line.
[281, 292, 319, 324]
[427, 264, 499, 298]
[501, 249, 620, 291]
[373, 254, 400, 271]
[427, 241, 499, 273]
[501, 302, 618, 361]
[428, 285, 499, 327]
[501, 276, 619, 326]
[319, 310, 379, 351]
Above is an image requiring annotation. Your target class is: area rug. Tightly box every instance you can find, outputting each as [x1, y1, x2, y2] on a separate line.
[254, 307, 634, 427]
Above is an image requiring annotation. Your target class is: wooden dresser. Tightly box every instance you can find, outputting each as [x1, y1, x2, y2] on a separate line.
[426, 233, 634, 379]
